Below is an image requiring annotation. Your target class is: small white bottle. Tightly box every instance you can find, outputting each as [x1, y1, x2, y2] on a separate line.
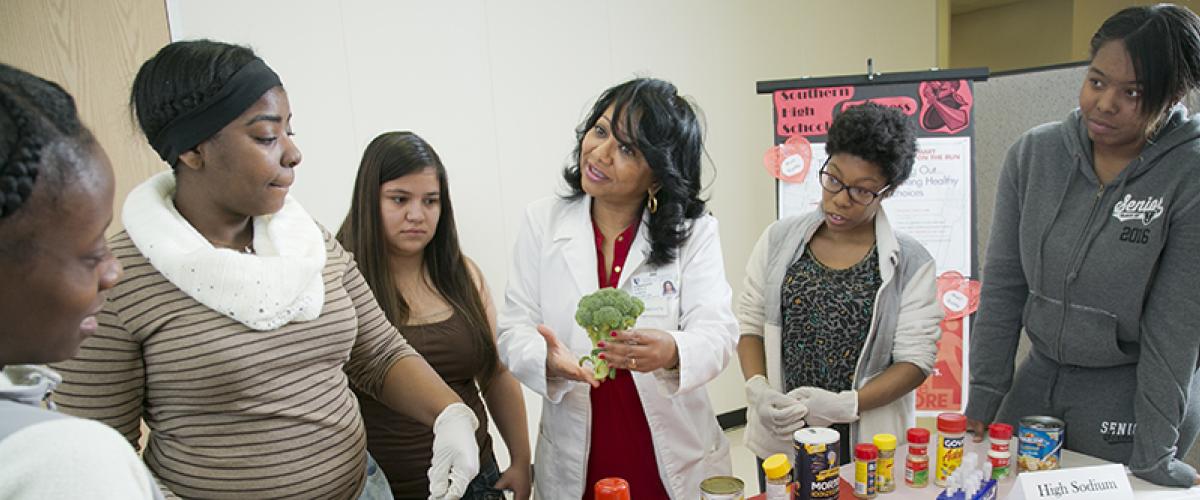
[762, 453, 793, 500]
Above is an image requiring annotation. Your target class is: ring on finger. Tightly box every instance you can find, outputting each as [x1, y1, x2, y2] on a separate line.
[629, 357, 637, 369]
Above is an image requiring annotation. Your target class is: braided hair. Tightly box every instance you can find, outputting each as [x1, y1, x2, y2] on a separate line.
[0, 63, 92, 221]
[130, 40, 258, 154]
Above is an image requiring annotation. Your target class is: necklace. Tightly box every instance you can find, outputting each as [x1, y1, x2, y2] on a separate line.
[210, 241, 255, 254]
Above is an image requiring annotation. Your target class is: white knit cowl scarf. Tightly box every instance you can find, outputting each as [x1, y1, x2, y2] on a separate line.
[122, 171, 326, 330]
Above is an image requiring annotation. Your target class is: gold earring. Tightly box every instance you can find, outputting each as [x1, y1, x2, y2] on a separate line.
[647, 189, 659, 214]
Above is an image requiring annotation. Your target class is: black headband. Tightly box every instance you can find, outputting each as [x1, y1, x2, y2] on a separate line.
[150, 58, 282, 166]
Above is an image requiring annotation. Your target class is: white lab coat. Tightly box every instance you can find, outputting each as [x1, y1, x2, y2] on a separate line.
[497, 196, 737, 499]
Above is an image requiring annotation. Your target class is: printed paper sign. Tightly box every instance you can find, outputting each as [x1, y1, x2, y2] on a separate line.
[773, 86, 855, 137]
[1006, 464, 1133, 500]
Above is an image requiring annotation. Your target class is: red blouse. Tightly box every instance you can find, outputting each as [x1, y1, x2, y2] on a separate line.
[583, 220, 670, 500]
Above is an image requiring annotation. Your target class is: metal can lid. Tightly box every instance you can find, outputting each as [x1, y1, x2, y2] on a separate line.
[794, 426, 841, 445]
[1020, 416, 1065, 429]
[700, 476, 745, 494]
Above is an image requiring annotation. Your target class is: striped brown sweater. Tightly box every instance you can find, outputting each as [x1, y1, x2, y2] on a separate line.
[51, 230, 417, 499]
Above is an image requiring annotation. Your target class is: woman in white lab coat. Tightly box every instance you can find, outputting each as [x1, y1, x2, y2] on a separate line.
[496, 78, 738, 499]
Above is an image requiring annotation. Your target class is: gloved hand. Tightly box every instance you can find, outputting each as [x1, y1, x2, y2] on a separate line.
[428, 403, 481, 500]
[745, 375, 808, 441]
[788, 386, 859, 427]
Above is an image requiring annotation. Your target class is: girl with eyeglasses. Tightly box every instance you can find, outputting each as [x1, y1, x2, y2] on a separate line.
[735, 103, 943, 481]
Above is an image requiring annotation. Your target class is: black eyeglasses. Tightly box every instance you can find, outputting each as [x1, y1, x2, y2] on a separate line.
[818, 164, 890, 205]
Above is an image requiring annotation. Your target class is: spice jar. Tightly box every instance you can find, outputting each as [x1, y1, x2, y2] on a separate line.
[854, 443, 879, 499]
[873, 434, 897, 493]
[905, 427, 930, 488]
[988, 422, 1013, 480]
[762, 453, 793, 500]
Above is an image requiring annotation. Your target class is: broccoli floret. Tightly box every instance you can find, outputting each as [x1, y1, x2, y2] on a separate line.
[574, 287, 645, 382]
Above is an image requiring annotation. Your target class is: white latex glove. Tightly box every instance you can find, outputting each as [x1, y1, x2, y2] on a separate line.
[745, 375, 808, 441]
[788, 386, 859, 427]
[428, 403, 481, 500]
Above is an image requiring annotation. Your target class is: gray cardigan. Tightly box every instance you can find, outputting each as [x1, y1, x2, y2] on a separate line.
[737, 209, 943, 457]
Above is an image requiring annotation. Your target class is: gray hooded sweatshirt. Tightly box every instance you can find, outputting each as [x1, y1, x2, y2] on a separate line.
[966, 106, 1200, 486]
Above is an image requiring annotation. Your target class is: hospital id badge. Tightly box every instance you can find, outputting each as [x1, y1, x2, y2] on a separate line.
[627, 270, 678, 317]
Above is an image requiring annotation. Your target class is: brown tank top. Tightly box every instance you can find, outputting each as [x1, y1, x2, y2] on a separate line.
[353, 312, 493, 498]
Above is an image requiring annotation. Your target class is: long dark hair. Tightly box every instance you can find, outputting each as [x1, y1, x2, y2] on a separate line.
[337, 131, 497, 391]
[562, 78, 708, 267]
[1091, 4, 1200, 131]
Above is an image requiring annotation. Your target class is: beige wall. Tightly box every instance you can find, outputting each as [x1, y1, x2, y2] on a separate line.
[3, 0, 938, 472]
[1071, 0, 1200, 59]
[951, 0, 1074, 71]
[0, 0, 169, 234]
[951, 0, 1200, 72]
[793, 0, 939, 76]
[939, 0, 953, 68]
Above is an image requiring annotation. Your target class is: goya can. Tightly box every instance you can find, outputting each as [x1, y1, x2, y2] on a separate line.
[794, 427, 841, 499]
[699, 476, 744, 500]
[1019, 416, 1065, 472]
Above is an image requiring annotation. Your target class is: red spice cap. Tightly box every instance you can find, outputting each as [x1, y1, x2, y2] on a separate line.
[989, 422, 1014, 440]
[907, 427, 931, 444]
[594, 478, 630, 500]
[937, 413, 967, 433]
[855, 443, 879, 460]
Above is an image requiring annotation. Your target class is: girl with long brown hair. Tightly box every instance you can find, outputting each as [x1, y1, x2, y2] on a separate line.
[338, 131, 531, 499]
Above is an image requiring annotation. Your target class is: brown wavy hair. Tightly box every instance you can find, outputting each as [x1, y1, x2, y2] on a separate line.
[337, 131, 497, 391]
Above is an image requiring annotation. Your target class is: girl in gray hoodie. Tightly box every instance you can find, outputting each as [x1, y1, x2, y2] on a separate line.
[965, 4, 1200, 488]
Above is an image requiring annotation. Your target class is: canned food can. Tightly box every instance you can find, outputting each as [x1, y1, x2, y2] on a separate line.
[794, 427, 841, 499]
[699, 476, 744, 500]
[1018, 416, 1065, 472]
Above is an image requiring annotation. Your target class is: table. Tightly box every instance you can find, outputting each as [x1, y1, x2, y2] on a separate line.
[749, 437, 1200, 499]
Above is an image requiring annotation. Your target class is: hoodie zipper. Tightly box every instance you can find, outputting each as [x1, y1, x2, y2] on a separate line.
[1055, 182, 1106, 361]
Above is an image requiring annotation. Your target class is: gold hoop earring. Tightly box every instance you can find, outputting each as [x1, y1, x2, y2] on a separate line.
[647, 190, 659, 214]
